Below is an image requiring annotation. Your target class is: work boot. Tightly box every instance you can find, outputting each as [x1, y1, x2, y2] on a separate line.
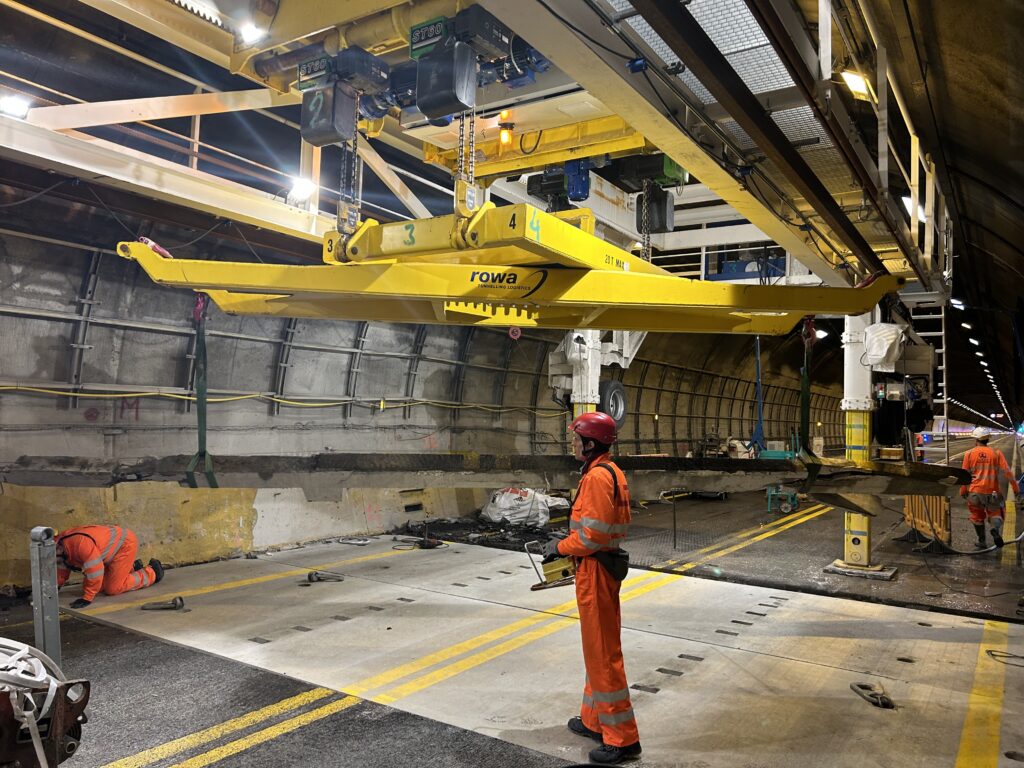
[991, 518, 1005, 547]
[132, 559, 144, 572]
[567, 716, 602, 742]
[588, 742, 642, 764]
[149, 558, 164, 583]
[973, 523, 988, 550]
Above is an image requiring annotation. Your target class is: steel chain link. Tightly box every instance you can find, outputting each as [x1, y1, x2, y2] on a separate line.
[642, 178, 652, 262]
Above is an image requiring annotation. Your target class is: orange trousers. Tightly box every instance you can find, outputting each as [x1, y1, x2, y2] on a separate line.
[576, 557, 639, 747]
[103, 530, 157, 595]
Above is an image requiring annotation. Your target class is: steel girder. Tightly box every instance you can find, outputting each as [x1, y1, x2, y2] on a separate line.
[629, 0, 886, 277]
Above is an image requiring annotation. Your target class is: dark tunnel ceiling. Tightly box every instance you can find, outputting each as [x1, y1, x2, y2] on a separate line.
[0, 0, 1021, 424]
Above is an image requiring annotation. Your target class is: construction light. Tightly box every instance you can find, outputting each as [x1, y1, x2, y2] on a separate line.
[0, 95, 30, 118]
[980, 360, 988, 367]
[975, 351, 984, 358]
[499, 126, 513, 145]
[901, 196, 927, 222]
[840, 70, 871, 100]
[239, 22, 266, 44]
[288, 177, 317, 202]
[950, 298, 965, 310]
[815, 329, 829, 339]
[961, 322, 972, 329]
[969, 338, 980, 346]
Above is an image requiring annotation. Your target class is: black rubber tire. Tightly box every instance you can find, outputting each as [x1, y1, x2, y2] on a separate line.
[598, 379, 627, 430]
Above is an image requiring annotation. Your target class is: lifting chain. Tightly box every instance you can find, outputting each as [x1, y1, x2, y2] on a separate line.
[456, 111, 478, 184]
[641, 178, 652, 262]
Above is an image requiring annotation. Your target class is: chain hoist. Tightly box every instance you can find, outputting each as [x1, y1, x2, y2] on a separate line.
[454, 110, 481, 218]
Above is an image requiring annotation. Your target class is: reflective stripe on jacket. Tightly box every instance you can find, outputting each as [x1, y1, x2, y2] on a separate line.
[558, 453, 631, 558]
[57, 525, 127, 602]
[962, 446, 1019, 496]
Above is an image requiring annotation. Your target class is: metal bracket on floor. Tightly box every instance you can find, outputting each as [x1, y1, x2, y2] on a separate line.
[307, 571, 344, 583]
[141, 596, 185, 611]
[850, 682, 895, 709]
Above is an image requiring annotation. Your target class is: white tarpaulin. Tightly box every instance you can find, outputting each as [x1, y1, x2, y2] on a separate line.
[864, 323, 905, 371]
[480, 488, 570, 527]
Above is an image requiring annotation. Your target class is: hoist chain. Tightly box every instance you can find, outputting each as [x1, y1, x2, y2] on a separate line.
[641, 178, 652, 262]
[457, 112, 466, 179]
[339, 132, 360, 206]
[468, 110, 476, 184]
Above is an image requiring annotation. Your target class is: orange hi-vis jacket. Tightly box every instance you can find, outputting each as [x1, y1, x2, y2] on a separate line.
[558, 454, 631, 558]
[962, 445, 1019, 496]
[557, 453, 639, 749]
[57, 525, 130, 602]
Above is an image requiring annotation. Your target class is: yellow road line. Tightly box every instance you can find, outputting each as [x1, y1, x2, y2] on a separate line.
[168, 696, 361, 768]
[79, 549, 408, 616]
[1002, 497, 1017, 568]
[671, 506, 831, 572]
[955, 620, 1008, 768]
[141, 506, 829, 766]
[344, 568, 664, 697]
[374, 507, 829, 704]
[101, 688, 336, 768]
[655, 504, 826, 569]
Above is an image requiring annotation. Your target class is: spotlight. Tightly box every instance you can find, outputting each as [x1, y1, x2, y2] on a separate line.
[239, 22, 265, 44]
[288, 177, 316, 202]
[840, 70, 870, 100]
[815, 329, 829, 339]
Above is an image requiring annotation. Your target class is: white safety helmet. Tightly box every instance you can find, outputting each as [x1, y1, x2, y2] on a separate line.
[971, 426, 992, 440]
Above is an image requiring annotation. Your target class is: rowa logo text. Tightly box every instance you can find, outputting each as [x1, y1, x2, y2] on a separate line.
[470, 270, 520, 284]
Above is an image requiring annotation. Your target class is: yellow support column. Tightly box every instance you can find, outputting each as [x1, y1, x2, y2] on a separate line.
[572, 403, 597, 418]
[840, 411, 876, 568]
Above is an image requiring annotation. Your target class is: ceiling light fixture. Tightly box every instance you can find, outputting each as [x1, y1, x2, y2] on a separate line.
[840, 70, 871, 100]
[815, 329, 829, 339]
[961, 322, 972, 330]
[969, 338, 980, 346]
[901, 196, 927, 222]
[0, 95, 30, 118]
[950, 298, 965, 310]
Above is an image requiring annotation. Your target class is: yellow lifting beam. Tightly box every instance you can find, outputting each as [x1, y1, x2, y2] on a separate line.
[423, 116, 653, 182]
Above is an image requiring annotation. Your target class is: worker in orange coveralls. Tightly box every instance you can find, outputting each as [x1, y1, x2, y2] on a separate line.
[961, 427, 1019, 548]
[57, 525, 163, 608]
[545, 411, 640, 764]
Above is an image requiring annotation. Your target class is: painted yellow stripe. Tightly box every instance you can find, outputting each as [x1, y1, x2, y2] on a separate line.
[373, 570, 678, 704]
[374, 509, 828, 704]
[655, 504, 826, 569]
[1001, 497, 1016, 568]
[955, 620, 1008, 768]
[101, 688, 336, 768]
[152, 507, 827, 766]
[80, 549, 408, 616]
[344, 568, 664, 697]
[671, 506, 832, 572]
[168, 696, 361, 768]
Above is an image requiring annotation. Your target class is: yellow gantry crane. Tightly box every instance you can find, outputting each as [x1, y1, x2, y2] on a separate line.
[118, 199, 902, 334]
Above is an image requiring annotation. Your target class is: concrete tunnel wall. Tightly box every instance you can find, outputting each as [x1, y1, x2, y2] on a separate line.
[0, 234, 846, 586]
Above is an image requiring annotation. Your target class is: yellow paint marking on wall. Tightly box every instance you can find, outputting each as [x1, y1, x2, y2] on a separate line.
[0, 482, 258, 586]
[101, 688, 335, 768]
[84, 549, 409, 616]
[166, 696, 361, 768]
[955, 620, 1008, 768]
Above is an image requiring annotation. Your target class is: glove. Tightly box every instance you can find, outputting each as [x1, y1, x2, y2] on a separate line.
[69, 598, 92, 609]
[543, 538, 563, 560]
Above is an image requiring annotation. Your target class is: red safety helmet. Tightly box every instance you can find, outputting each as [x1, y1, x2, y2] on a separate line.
[570, 411, 618, 445]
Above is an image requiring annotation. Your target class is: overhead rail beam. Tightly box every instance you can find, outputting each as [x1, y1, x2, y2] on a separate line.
[741, 0, 931, 288]
[479, 0, 852, 287]
[630, 0, 886, 277]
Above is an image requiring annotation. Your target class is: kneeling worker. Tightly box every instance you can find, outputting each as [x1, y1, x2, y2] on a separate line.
[546, 411, 641, 764]
[57, 525, 163, 608]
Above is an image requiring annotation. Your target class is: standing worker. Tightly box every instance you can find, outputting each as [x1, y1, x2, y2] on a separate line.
[57, 525, 163, 608]
[961, 427, 1019, 548]
[546, 412, 640, 764]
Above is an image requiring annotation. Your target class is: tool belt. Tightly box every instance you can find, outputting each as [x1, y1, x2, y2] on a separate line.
[591, 548, 629, 581]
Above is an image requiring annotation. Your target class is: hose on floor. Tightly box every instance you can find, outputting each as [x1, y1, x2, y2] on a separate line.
[0, 638, 68, 768]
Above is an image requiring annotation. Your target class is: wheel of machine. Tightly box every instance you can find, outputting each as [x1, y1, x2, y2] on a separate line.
[779, 501, 794, 514]
[598, 379, 627, 430]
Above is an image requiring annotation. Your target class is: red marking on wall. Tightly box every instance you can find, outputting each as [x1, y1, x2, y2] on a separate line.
[83, 407, 100, 422]
[120, 398, 140, 421]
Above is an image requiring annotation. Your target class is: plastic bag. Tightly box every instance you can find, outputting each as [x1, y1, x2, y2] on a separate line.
[480, 488, 569, 527]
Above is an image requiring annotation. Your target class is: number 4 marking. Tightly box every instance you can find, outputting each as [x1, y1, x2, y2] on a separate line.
[508, 213, 517, 230]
